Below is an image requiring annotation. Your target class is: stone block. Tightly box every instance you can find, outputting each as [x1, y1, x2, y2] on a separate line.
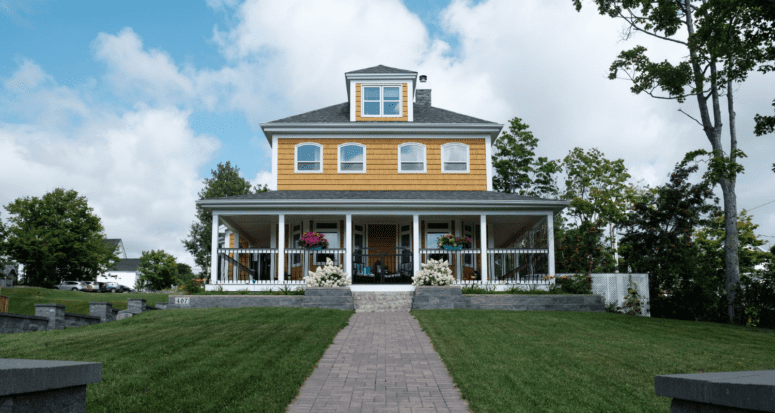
[0, 358, 102, 413]
[34, 304, 65, 331]
[0, 313, 50, 334]
[127, 299, 146, 314]
[116, 311, 133, 320]
[88, 303, 115, 323]
[304, 287, 351, 297]
[655, 369, 775, 413]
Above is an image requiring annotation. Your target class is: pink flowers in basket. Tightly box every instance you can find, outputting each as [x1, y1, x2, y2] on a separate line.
[436, 234, 473, 248]
[299, 231, 329, 248]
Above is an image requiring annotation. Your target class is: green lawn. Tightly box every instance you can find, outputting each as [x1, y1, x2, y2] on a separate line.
[413, 310, 775, 413]
[0, 307, 352, 413]
[0, 286, 170, 315]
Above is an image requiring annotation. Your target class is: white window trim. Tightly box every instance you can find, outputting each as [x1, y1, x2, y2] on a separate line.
[441, 142, 470, 173]
[398, 142, 427, 174]
[463, 223, 476, 268]
[294, 142, 324, 174]
[315, 221, 341, 265]
[424, 221, 450, 249]
[337, 142, 367, 173]
[361, 84, 403, 118]
[291, 223, 302, 268]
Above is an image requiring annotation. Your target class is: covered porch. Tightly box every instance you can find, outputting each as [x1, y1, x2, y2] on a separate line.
[208, 211, 557, 291]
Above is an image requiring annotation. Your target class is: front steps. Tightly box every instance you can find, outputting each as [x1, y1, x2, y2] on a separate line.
[352, 291, 414, 313]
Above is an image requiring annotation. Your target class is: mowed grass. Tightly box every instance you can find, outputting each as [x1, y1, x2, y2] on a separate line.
[0, 286, 169, 315]
[412, 310, 775, 413]
[0, 307, 353, 413]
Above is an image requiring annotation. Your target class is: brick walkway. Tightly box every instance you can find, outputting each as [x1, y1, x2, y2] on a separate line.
[287, 313, 469, 413]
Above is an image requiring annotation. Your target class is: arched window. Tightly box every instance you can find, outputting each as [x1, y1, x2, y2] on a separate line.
[338, 143, 366, 173]
[398, 143, 426, 173]
[441, 143, 469, 173]
[295, 143, 323, 173]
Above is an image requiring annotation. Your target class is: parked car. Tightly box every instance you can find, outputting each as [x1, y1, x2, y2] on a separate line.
[84, 281, 103, 292]
[104, 282, 129, 293]
[55, 281, 89, 292]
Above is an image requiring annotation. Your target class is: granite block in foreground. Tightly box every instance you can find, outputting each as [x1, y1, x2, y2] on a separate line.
[655, 369, 775, 412]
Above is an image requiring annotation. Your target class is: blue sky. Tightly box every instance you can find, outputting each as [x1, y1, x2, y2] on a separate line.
[1, 0, 773, 267]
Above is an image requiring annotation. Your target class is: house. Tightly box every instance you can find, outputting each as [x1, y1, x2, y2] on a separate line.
[98, 259, 141, 290]
[197, 65, 569, 291]
[103, 238, 128, 259]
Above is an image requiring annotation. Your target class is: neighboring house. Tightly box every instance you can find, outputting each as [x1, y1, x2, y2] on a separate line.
[2, 263, 17, 282]
[98, 258, 141, 290]
[197, 65, 569, 291]
[103, 238, 128, 259]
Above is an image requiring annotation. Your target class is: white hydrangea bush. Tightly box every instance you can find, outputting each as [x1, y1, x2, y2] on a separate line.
[412, 259, 456, 286]
[306, 258, 351, 287]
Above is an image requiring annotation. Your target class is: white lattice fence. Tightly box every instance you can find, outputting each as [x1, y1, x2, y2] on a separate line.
[586, 273, 650, 316]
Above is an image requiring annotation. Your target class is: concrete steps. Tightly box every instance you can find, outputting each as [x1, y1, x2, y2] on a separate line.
[352, 291, 414, 313]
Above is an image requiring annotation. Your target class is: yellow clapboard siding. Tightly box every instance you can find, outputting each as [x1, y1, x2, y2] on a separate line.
[278, 137, 488, 190]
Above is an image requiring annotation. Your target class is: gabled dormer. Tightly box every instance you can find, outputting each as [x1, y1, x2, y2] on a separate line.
[345, 65, 416, 122]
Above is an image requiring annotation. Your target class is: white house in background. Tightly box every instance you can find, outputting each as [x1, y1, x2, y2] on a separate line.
[103, 238, 128, 259]
[99, 258, 141, 290]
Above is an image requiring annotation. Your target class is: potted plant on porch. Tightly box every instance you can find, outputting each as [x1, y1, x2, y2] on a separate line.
[299, 231, 329, 250]
[437, 235, 472, 250]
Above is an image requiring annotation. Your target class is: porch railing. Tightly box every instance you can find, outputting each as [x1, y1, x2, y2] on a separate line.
[352, 247, 413, 284]
[283, 248, 346, 281]
[419, 249, 482, 282]
[488, 248, 550, 283]
[216, 248, 278, 283]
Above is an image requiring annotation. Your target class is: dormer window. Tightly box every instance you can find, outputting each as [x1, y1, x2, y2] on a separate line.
[398, 142, 426, 173]
[441, 143, 470, 173]
[338, 143, 366, 173]
[295, 142, 323, 173]
[362, 85, 401, 117]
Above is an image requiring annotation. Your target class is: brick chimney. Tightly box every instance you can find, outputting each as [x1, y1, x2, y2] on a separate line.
[416, 89, 431, 106]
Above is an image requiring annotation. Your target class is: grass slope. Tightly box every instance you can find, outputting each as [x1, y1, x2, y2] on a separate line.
[0, 287, 169, 315]
[0, 307, 352, 413]
[413, 310, 775, 413]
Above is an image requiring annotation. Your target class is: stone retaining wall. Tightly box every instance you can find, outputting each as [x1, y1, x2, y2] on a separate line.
[412, 286, 605, 311]
[0, 312, 50, 334]
[64, 312, 102, 328]
[167, 288, 354, 311]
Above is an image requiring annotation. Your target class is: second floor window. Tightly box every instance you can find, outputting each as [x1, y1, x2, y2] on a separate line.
[441, 143, 469, 173]
[295, 143, 322, 173]
[398, 143, 426, 173]
[338, 143, 365, 172]
[363, 85, 401, 117]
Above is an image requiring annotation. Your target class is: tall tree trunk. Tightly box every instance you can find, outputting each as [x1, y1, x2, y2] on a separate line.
[723, 78, 741, 322]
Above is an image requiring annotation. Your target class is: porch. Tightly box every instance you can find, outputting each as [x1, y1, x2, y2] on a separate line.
[208, 212, 556, 291]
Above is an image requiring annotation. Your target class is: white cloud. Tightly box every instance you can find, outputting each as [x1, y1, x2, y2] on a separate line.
[0, 61, 219, 266]
[251, 170, 276, 190]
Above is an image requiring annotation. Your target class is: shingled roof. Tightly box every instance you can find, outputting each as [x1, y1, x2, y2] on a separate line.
[346, 65, 417, 74]
[264, 102, 498, 124]
[110, 259, 141, 272]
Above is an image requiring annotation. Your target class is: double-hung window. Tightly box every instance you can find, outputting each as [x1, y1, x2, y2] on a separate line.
[295, 143, 323, 173]
[398, 143, 426, 173]
[441, 143, 469, 173]
[362, 85, 401, 117]
[338, 143, 365, 172]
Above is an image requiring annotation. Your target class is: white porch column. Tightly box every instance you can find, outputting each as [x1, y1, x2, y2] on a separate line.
[454, 219, 462, 282]
[224, 229, 232, 282]
[413, 214, 421, 275]
[278, 215, 285, 283]
[210, 214, 220, 284]
[480, 215, 488, 282]
[232, 232, 240, 282]
[270, 224, 277, 282]
[345, 214, 352, 279]
[547, 212, 556, 278]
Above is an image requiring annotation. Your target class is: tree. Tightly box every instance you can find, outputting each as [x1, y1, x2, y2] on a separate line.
[1, 189, 118, 287]
[573, 0, 775, 320]
[136, 250, 178, 291]
[491, 117, 561, 198]
[176, 262, 194, 285]
[620, 163, 724, 321]
[183, 162, 267, 280]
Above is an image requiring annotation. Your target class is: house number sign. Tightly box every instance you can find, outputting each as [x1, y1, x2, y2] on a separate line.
[174, 297, 190, 305]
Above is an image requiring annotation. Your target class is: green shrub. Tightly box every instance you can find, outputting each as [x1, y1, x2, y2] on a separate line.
[181, 277, 204, 294]
[735, 273, 775, 329]
[554, 273, 592, 294]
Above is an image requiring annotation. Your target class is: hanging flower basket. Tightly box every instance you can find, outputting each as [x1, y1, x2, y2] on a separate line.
[437, 234, 472, 249]
[299, 231, 329, 249]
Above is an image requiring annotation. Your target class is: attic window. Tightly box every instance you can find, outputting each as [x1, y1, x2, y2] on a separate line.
[362, 85, 401, 117]
[295, 143, 323, 173]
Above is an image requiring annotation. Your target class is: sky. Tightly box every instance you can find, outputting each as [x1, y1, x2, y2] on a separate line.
[1, 0, 774, 271]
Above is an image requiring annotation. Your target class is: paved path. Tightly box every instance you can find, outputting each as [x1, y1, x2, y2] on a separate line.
[288, 313, 470, 413]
